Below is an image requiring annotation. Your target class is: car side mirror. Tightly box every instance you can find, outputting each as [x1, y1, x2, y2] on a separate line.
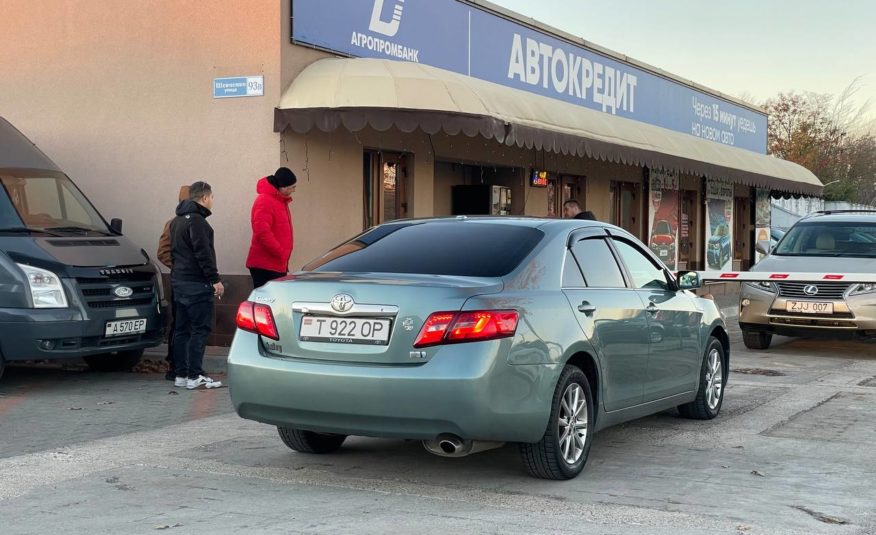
[676, 271, 702, 291]
[110, 218, 123, 234]
[755, 240, 771, 256]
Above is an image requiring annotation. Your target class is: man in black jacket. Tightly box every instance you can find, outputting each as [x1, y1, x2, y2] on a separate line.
[563, 199, 597, 221]
[170, 181, 224, 390]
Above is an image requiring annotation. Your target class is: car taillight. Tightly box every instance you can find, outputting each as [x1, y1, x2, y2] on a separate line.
[413, 310, 519, 348]
[236, 301, 279, 340]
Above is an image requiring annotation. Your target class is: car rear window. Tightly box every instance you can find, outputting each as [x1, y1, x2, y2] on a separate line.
[304, 222, 544, 277]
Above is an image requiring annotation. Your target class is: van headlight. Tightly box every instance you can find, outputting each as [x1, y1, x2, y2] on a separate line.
[17, 263, 69, 308]
[849, 283, 876, 296]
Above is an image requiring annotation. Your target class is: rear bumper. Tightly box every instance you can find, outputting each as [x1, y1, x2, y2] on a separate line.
[0, 305, 164, 361]
[228, 331, 557, 443]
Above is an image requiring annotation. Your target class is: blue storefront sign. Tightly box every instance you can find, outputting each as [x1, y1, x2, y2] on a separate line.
[291, 0, 767, 153]
[213, 76, 265, 99]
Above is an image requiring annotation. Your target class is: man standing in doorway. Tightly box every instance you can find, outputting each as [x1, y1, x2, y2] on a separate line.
[246, 167, 296, 289]
[563, 199, 597, 221]
[170, 181, 224, 390]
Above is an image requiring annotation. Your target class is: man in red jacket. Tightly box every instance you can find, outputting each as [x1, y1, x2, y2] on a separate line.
[246, 167, 296, 288]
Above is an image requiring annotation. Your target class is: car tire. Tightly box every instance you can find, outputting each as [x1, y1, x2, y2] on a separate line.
[277, 427, 347, 454]
[83, 349, 144, 372]
[742, 331, 772, 350]
[519, 365, 594, 480]
[678, 337, 725, 420]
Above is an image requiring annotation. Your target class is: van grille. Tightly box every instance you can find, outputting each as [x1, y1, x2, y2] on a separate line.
[47, 239, 120, 247]
[76, 275, 156, 309]
[776, 282, 850, 300]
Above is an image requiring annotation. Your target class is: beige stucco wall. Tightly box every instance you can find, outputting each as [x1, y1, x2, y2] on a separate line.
[0, 0, 284, 274]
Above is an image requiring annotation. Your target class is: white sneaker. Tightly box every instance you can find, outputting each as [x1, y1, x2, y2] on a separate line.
[186, 375, 223, 390]
[174, 377, 188, 388]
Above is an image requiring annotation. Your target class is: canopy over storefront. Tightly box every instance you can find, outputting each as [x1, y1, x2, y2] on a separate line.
[276, 58, 822, 196]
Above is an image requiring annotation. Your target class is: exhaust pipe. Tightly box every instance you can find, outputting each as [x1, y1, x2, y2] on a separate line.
[423, 434, 505, 458]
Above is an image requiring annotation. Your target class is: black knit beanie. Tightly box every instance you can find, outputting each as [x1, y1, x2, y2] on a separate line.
[268, 167, 297, 188]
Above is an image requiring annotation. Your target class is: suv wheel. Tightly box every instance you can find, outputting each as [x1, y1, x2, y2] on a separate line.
[742, 331, 772, 350]
[83, 349, 144, 372]
[519, 365, 594, 480]
[678, 337, 725, 420]
[278, 427, 347, 454]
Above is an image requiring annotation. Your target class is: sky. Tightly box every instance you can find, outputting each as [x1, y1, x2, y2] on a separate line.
[490, 0, 876, 118]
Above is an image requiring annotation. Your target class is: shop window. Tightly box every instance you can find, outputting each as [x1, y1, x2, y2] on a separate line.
[610, 181, 642, 238]
[364, 151, 409, 229]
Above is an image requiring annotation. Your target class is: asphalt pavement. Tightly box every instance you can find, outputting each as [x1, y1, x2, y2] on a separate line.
[1, 321, 875, 534]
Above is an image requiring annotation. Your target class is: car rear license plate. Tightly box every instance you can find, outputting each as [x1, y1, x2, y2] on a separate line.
[299, 316, 391, 345]
[105, 318, 147, 337]
[786, 301, 834, 314]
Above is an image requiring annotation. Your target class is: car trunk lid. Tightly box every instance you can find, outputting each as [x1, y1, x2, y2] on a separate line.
[250, 272, 503, 364]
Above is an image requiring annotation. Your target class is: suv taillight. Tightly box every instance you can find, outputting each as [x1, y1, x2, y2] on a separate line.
[236, 301, 279, 340]
[413, 310, 519, 348]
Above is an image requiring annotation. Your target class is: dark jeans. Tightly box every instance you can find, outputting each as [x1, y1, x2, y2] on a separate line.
[250, 268, 286, 289]
[164, 295, 177, 380]
[171, 280, 215, 380]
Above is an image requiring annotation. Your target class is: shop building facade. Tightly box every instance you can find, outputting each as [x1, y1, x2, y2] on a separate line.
[0, 0, 821, 343]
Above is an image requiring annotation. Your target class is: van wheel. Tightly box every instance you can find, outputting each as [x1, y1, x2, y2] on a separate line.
[742, 331, 772, 350]
[83, 349, 144, 372]
[519, 365, 594, 480]
[678, 337, 725, 420]
[278, 427, 347, 454]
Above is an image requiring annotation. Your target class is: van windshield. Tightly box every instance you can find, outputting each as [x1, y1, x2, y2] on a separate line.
[0, 171, 110, 235]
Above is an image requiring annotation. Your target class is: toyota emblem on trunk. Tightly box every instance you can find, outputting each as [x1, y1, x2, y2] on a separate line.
[114, 286, 133, 298]
[330, 294, 354, 313]
[803, 285, 819, 296]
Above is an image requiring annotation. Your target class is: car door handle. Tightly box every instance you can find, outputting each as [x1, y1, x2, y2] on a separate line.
[578, 301, 597, 315]
[646, 302, 659, 315]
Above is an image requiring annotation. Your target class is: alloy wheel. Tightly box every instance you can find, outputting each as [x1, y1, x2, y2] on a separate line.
[558, 383, 589, 464]
[705, 348, 723, 410]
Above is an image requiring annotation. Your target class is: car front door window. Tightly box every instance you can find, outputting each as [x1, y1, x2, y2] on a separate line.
[611, 240, 668, 290]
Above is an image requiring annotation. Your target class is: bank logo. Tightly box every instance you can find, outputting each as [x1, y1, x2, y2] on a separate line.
[369, 0, 405, 37]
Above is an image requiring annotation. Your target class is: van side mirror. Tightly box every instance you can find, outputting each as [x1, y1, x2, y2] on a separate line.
[676, 271, 702, 291]
[110, 218, 123, 234]
[755, 240, 771, 256]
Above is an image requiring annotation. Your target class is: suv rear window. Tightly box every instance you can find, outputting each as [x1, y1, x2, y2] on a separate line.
[304, 222, 544, 277]
[774, 221, 876, 257]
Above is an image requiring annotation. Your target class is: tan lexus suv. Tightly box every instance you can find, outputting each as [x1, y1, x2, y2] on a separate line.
[739, 211, 876, 349]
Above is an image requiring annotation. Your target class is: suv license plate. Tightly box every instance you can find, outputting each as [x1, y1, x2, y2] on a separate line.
[105, 318, 147, 337]
[786, 301, 834, 314]
[299, 316, 391, 345]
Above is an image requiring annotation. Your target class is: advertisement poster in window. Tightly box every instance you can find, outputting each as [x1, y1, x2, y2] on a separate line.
[705, 180, 734, 271]
[754, 189, 771, 263]
[647, 169, 679, 269]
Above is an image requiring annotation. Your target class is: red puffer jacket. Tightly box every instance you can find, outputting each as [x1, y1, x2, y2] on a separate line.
[245, 177, 293, 273]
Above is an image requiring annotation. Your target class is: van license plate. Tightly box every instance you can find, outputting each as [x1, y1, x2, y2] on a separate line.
[105, 319, 147, 337]
[299, 316, 391, 345]
[786, 301, 833, 314]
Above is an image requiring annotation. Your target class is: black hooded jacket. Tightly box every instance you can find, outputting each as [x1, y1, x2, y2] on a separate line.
[170, 200, 220, 284]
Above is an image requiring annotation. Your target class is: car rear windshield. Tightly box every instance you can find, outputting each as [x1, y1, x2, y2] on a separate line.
[303, 222, 544, 277]
[774, 222, 876, 257]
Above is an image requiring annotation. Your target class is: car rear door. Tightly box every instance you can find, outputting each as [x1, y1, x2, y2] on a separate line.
[562, 230, 649, 412]
[608, 233, 702, 402]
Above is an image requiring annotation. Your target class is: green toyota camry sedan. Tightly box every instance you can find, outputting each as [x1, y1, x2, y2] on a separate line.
[229, 217, 728, 480]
